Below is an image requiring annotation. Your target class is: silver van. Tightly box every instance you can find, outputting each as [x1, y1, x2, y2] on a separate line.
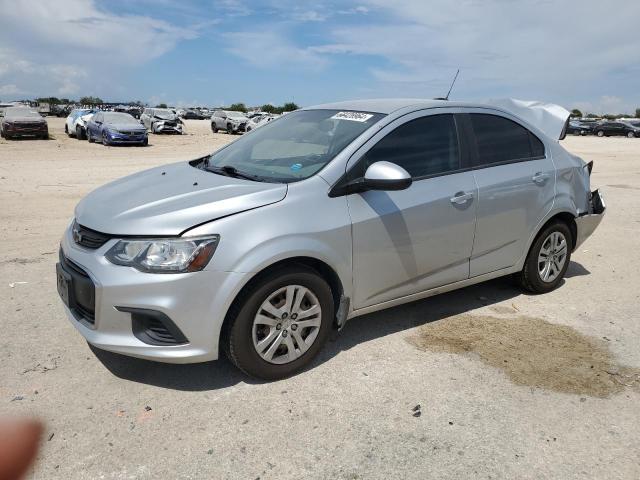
[57, 99, 605, 380]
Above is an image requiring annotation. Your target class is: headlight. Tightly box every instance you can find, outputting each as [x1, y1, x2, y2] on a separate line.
[105, 236, 219, 273]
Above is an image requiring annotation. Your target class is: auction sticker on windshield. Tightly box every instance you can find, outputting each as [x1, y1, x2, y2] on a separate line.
[331, 111, 374, 122]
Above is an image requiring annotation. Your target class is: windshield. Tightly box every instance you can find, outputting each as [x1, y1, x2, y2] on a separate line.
[206, 109, 384, 182]
[153, 109, 175, 119]
[103, 112, 139, 125]
[627, 121, 640, 127]
[227, 111, 246, 118]
[5, 108, 41, 118]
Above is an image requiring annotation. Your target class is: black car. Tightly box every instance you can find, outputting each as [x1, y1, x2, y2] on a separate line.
[593, 121, 640, 138]
[181, 109, 205, 120]
[566, 120, 593, 136]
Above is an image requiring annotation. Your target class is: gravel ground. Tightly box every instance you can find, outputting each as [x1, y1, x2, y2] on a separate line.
[1, 118, 639, 479]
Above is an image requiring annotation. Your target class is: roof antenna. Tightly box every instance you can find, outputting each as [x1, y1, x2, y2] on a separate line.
[434, 69, 460, 101]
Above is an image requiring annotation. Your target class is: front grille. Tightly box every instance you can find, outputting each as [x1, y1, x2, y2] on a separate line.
[73, 221, 112, 249]
[15, 122, 45, 130]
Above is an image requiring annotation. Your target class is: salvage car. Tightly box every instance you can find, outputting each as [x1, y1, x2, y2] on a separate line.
[566, 120, 592, 136]
[245, 113, 279, 132]
[593, 121, 640, 138]
[0, 106, 48, 139]
[86, 111, 148, 146]
[210, 110, 248, 134]
[65, 108, 97, 139]
[140, 108, 183, 134]
[57, 98, 605, 380]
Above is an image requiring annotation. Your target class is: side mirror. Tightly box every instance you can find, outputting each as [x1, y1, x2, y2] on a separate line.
[363, 161, 412, 191]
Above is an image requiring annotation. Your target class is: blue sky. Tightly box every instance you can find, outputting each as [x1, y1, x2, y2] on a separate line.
[1, 0, 639, 114]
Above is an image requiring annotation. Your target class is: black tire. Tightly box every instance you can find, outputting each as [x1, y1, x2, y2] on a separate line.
[226, 123, 234, 134]
[211, 123, 218, 133]
[223, 265, 334, 380]
[102, 132, 110, 146]
[627, 131, 635, 139]
[0, 128, 4, 138]
[515, 221, 572, 294]
[596, 130, 604, 137]
[76, 125, 85, 140]
[87, 129, 94, 143]
[65, 124, 70, 136]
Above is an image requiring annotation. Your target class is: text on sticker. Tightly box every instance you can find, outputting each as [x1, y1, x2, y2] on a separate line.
[331, 111, 374, 122]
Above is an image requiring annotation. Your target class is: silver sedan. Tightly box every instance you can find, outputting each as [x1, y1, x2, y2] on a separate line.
[57, 98, 605, 380]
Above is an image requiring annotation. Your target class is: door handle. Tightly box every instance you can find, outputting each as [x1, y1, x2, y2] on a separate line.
[450, 191, 474, 205]
[532, 172, 550, 184]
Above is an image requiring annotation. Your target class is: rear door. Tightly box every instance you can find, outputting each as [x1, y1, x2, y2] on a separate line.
[347, 111, 478, 309]
[462, 112, 555, 277]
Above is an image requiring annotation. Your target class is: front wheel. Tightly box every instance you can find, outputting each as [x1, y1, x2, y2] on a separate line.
[596, 130, 605, 137]
[211, 123, 218, 133]
[515, 221, 572, 294]
[76, 125, 85, 140]
[223, 266, 334, 380]
[627, 131, 635, 138]
[102, 132, 110, 146]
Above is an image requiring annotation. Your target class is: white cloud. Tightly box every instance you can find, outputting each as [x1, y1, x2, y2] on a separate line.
[0, 84, 23, 96]
[0, 0, 199, 98]
[315, 0, 640, 110]
[226, 31, 328, 71]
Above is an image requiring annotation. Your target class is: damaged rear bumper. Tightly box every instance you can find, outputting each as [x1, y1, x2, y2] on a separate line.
[575, 189, 605, 249]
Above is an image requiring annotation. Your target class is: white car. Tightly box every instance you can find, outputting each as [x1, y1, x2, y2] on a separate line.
[245, 113, 279, 132]
[210, 110, 249, 134]
[65, 109, 96, 140]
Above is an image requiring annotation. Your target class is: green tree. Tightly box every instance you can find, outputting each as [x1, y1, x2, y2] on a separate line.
[282, 102, 299, 112]
[261, 104, 277, 113]
[155, 103, 168, 108]
[80, 96, 104, 105]
[635, 108, 640, 118]
[570, 109, 582, 118]
[229, 102, 247, 113]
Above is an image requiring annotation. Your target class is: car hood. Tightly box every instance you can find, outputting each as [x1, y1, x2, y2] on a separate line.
[104, 122, 145, 131]
[5, 116, 46, 123]
[75, 161, 288, 236]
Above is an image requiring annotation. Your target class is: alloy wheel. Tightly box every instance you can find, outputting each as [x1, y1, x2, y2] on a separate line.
[537, 231, 568, 283]
[252, 285, 322, 365]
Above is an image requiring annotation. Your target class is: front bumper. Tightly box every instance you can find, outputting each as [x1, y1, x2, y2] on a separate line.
[152, 121, 183, 134]
[106, 131, 147, 144]
[58, 224, 250, 363]
[5, 123, 48, 137]
[575, 189, 605, 249]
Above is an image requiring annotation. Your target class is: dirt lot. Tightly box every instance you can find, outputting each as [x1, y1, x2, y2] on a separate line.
[1, 118, 639, 479]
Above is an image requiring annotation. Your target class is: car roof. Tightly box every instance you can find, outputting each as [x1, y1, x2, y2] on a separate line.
[303, 98, 457, 114]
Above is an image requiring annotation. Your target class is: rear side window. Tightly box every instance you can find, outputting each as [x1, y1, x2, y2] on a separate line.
[469, 114, 545, 167]
[358, 114, 460, 179]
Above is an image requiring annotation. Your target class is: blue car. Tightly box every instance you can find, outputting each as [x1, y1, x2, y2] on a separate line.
[86, 111, 148, 146]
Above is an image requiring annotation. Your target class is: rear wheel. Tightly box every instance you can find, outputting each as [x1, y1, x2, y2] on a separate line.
[515, 221, 572, 294]
[223, 266, 334, 380]
[596, 130, 605, 137]
[627, 131, 635, 138]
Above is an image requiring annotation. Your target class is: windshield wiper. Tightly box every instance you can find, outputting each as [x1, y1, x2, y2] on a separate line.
[206, 164, 267, 182]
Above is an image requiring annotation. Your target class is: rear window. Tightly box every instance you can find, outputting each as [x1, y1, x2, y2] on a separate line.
[469, 114, 545, 167]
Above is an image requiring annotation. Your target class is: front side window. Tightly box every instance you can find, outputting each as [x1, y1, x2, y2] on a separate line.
[354, 114, 460, 179]
[470, 114, 545, 166]
[205, 109, 384, 183]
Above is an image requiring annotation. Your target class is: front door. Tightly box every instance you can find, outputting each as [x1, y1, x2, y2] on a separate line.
[347, 112, 478, 309]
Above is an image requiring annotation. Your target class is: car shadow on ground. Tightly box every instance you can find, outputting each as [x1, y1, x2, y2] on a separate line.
[92, 261, 590, 391]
